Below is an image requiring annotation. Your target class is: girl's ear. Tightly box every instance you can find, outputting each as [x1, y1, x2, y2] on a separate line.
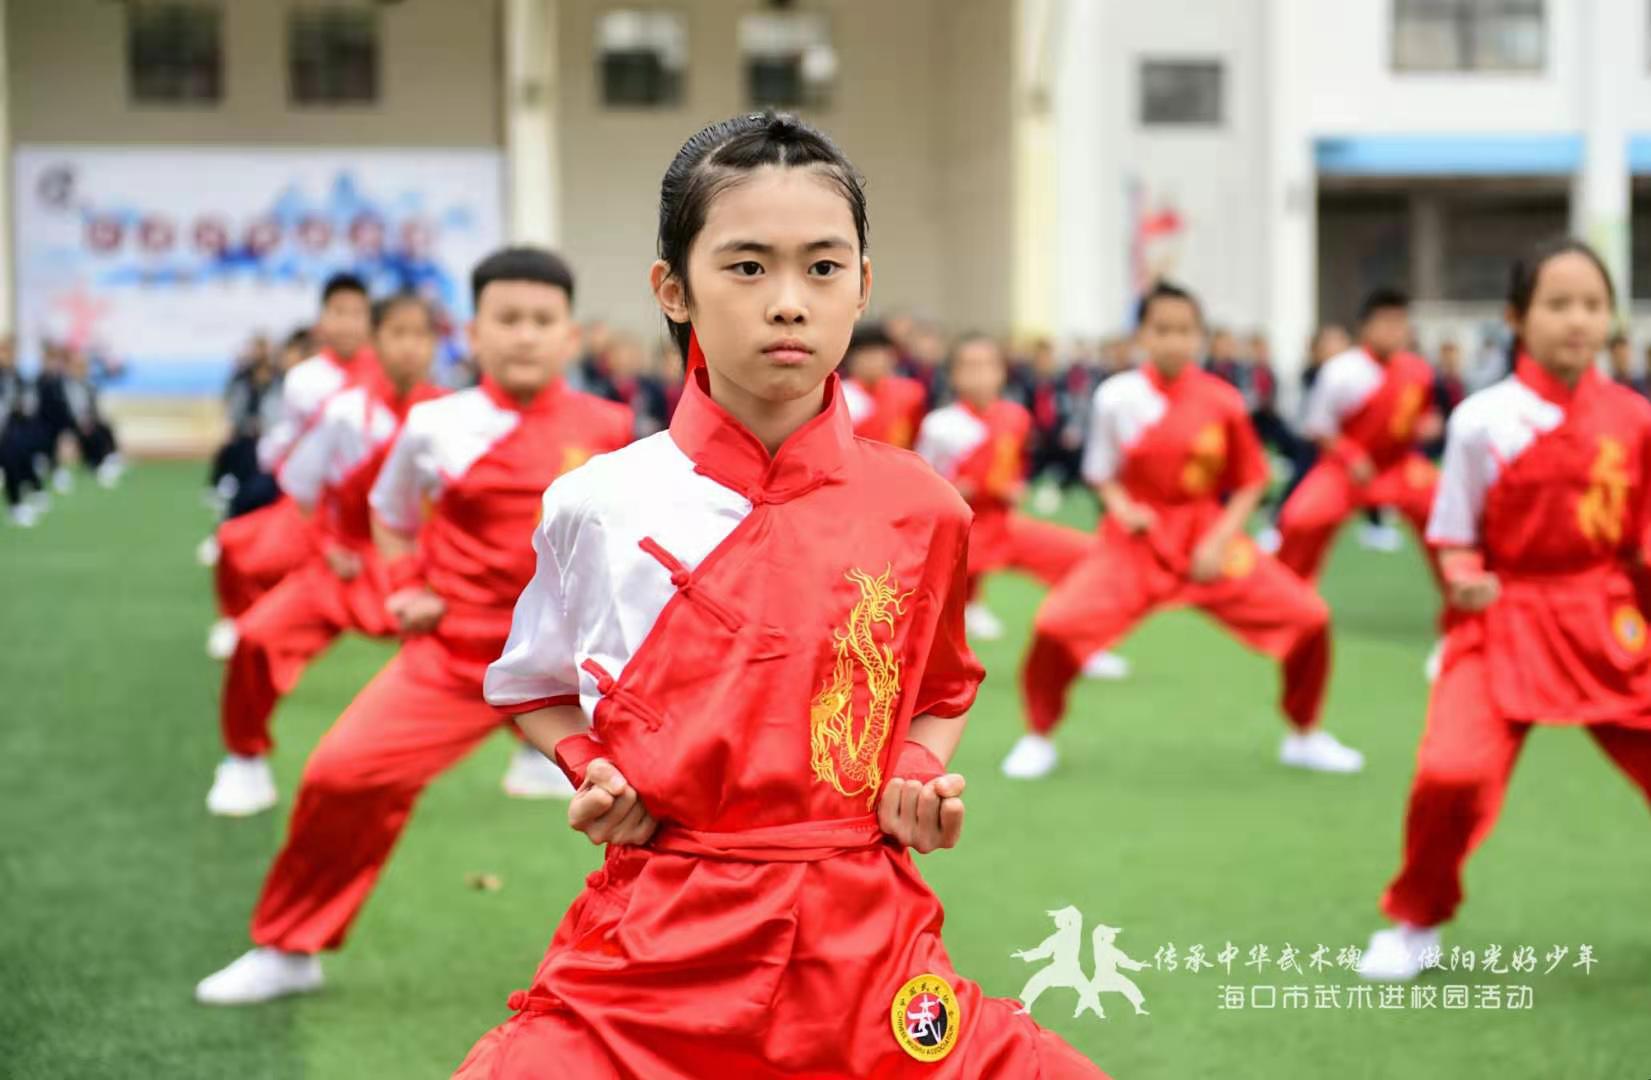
[1502, 302, 1520, 336]
[856, 255, 873, 319]
[651, 260, 690, 323]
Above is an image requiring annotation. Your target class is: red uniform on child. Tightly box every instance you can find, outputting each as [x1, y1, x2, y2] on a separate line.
[246, 376, 631, 953]
[1276, 346, 1441, 583]
[1021, 363, 1330, 737]
[218, 367, 443, 758]
[843, 373, 927, 449]
[916, 398, 1094, 596]
[214, 348, 377, 618]
[1380, 356, 1651, 927]
[457, 370, 1105, 1078]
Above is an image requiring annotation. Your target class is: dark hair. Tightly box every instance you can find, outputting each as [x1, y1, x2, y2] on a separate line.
[321, 272, 368, 304]
[657, 109, 868, 357]
[1608, 331, 1628, 349]
[372, 292, 434, 331]
[847, 321, 893, 353]
[1135, 280, 1202, 326]
[283, 327, 313, 353]
[1508, 237, 1615, 320]
[471, 245, 576, 309]
[1357, 287, 1409, 325]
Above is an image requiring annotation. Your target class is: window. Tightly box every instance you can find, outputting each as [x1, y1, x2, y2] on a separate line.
[1393, 0, 1544, 72]
[739, 12, 836, 109]
[1139, 60, 1223, 126]
[289, 7, 379, 105]
[128, 3, 221, 105]
[597, 10, 687, 108]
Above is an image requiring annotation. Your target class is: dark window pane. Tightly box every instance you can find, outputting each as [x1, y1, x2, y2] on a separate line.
[739, 12, 835, 110]
[289, 8, 379, 105]
[1139, 60, 1222, 126]
[597, 11, 686, 108]
[128, 3, 221, 104]
[1394, 0, 1544, 72]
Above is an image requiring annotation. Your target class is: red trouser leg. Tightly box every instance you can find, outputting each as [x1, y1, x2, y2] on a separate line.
[1189, 541, 1332, 732]
[1275, 461, 1356, 582]
[250, 638, 504, 953]
[1380, 647, 1530, 928]
[1589, 723, 1651, 810]
[1004, 512, 1097, 587]
[220, 561, 356, 757]
[1023, 536, 1165, 735]
[215, 498, 315, 618]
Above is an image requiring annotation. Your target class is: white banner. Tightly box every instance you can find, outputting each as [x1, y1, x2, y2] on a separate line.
[14, 146, 505, 394]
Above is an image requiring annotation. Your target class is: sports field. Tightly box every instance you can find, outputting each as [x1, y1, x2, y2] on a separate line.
[3, 461, 1647, 1078]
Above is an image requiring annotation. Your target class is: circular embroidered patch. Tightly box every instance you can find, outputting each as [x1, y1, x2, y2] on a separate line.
[891, 972, 961, 1063]
[1612, 605, 1646, 652]
[1222, 537, 1257, 580]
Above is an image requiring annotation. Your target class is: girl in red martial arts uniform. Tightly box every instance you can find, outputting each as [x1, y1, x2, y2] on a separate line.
[1358, 239, 1651, 980]
[456, 111, 1108, 1078]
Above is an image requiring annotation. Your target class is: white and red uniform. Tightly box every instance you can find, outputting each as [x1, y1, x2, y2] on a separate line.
[455, 369, 1104, 1078]
[214, 348, 377, 618]
[1276, 346, 1442, 583]
[245, 376, 632, 953]
[916, 398, 1093, 596]
[217, 367, 444, 758]
[843, 373, 926, 450]
[1021, 364, 1330, 736]
[1380, 357, 1651, 928]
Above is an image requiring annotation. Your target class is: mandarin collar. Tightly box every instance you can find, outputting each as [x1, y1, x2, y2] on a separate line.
[668, 368, 851, 503]
[481, 373, 564, 414]
[1515, 352, 1592, 407]
[1143, 360, 1195, 397]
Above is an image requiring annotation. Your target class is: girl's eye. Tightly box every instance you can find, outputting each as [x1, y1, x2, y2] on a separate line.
[810, 260, 842, 277]
[731, 261, 763, 277]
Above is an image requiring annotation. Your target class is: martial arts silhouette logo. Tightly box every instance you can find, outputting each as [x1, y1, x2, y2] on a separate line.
[889, 972, 961, 1062]
[1011, 907, 1151, 1020]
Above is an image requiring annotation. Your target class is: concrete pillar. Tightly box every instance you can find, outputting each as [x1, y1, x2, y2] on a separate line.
[1263, 0, 1315, 407]
[502, 0, 561, 247]
[0, 0, 12, 335]
[1011, 0, 1059, 340]
[1571, 0, 1631, 310]
[1409, 191, 1446, 300]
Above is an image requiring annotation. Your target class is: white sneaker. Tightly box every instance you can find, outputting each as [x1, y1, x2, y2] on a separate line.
[1279, 729, 1365, 774]
[206, 617, 239, 660]
[1356, 923, 1440, 982]
[8, 503, 39, 528]
[1256, 526, 1282, 554]
[52, 468, 73, 494]
[1423, 638, 1443, 682]
[1357, 521, 1403, 553]
[1081, 650, 1130, 680]
[964, 602, 1005, 641]
[206, 755, 277, 817]
[196, 534, 222, 568]
[1001, 733, 1058, 780]
[501, 746, 576, 799]
[196, 947, 322, 1005]
[96, 457, 123, 488]
[1031, 483, 1063, 516]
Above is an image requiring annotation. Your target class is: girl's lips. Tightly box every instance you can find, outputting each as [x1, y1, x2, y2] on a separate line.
[764, 347, 813, 366]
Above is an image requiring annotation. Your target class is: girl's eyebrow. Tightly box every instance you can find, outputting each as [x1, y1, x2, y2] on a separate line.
[711, 237, 855, 257]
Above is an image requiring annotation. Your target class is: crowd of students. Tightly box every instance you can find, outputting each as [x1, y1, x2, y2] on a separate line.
[0, 337, 125, 527]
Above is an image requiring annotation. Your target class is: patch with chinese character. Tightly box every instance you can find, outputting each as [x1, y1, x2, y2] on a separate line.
[1611, 604, 1646, 653]
[891, 973, 960, 1062]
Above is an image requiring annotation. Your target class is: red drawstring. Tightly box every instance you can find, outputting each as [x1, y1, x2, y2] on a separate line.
[639, 536, 691, 588]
